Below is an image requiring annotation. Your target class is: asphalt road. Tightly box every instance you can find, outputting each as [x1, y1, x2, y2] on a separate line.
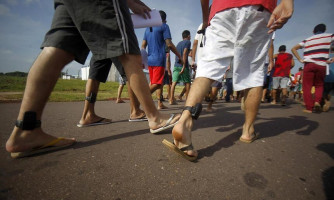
[1, 99, 333, 200]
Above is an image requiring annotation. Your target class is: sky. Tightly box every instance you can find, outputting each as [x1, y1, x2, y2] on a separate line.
[0, 0, 333, 76]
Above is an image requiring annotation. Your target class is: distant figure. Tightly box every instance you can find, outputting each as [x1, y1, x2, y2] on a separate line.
[322, 48, 334, 112]
[170, 30, 192, 105]
[291, 23, 334, 113]
[271, 45, 295, 106]
[141, 10, 182, 109]
[116, 75, 126, 104]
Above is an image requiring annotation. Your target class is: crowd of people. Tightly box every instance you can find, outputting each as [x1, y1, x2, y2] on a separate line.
[5, 0, 334, 162]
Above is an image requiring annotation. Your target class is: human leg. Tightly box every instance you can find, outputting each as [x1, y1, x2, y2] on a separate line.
[169, 82, 178, 105]
[118, 54, 179, 130]
[127, 82, 146, 120]
[207, 86, 219, 112]
[302, 63, 315, 111]
[6, 47, 76, 155]
[116, 84, 125, 103]
[240, 86, 262, 142]
[172, 77, 213, 157]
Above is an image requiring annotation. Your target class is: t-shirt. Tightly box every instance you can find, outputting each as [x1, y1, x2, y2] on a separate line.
[194, 23, 205, 61]
[272, 53, 293, 77]
[143, 23, 172, 67]
[299, 33, 334, 67]
[294, 71, 302, 84]
[174, 40, 191, 68]
[325, 53, 334, 83]
[209, 0, 277, 22]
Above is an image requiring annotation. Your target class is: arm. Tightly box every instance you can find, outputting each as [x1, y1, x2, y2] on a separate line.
[267, 0, 294, 33]
[126, 0, 151, 19]
[166, 52, 172, 78]
[192, 39, 198, 66]
[180, 48, 189, 74]
[291, 44, 304, 63]
[201, 0, 210, 30]
[165, 39, 183, 65]
[291, 57, 295, 68]
[268, 39, 274, 73]
[141, 40, 147, 50]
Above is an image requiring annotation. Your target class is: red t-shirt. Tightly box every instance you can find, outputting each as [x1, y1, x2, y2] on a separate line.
[209, 0, 277, 22]
[273, 53, 293, 77]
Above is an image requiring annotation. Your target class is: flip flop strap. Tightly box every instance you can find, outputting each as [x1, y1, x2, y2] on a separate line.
[40, 137, 64, 149]
[164, 114, 175, 126]
[180, 144, 194, 151]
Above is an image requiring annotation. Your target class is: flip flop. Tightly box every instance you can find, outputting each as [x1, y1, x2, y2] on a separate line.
[77, 118, 112, 127]
[150, 114, 178, 134]
[239, 133, 260, 143]
[162, 139, 197, 161]
[10, 137, 75, 158]
[128, 116, 148, 122]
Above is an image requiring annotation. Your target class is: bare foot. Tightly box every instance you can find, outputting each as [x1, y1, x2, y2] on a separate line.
[129, 110, 146, 120]
[240, 124, 255, 141]
[78, 114, 112, 126]
[158, 103, 168, 110]
[171, 112, 198, 157]
[116, 99, 125, 103]
[6, 127, 75, 153]
[148, 113, 180, 131]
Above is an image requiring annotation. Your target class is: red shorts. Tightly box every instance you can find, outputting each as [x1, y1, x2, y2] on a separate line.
[148, 66, 165, 85]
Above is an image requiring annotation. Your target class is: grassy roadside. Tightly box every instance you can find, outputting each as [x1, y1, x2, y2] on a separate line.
[0, 76, 184, 103]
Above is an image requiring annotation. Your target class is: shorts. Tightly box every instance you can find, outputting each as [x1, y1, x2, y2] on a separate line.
[148, 66, 165, 85]
[163, 71, 171, 85]
[89, 56, 127, 83]
[172, 67, 191, 83]
[197, 5, 272, 91]
[323, 82, 334, 96]
[272, 77, 289, 89]
[119, 76, 126, 85]
[41, 0, 140, 64]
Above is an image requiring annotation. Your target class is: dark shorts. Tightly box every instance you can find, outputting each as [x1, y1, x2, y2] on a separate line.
[163, 71, 171, 85]
[41, 0, 140, 64]
[211, 81, 223, 88]
[89, 56, 127, 83]
[324, 82, 334, 96]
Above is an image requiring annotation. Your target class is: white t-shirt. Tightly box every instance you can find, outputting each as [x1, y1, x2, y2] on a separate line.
[194, 23, 205, 62]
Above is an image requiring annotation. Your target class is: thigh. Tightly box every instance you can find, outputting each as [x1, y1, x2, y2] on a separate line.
[280, 77, 289, 89]
[272, 77, 280, 89]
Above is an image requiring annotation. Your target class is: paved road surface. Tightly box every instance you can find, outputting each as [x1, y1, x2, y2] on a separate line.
[1, 99, 333, 200]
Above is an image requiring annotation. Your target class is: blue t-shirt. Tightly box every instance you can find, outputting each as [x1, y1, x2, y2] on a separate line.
[325, 53, 334, 82]
[174, 40, 191, 68]
[143, 23, 172, 67]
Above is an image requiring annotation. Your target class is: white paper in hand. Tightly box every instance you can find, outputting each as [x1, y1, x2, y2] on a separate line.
[131, 9, 162, 29]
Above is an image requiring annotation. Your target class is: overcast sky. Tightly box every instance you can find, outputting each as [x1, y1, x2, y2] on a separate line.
[0, 0, 333, 76]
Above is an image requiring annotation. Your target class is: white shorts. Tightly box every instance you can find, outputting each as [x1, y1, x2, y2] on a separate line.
[196, 5, 272, 91]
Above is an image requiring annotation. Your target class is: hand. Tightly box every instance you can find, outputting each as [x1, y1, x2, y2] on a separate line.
[127, 0, 151, 19]
[178, 58, 184, 65]
[267, 0, 294, 33]
[326, 58, 334, 64]
[179, 68, 185, 74]
[298, 58, 305, 63]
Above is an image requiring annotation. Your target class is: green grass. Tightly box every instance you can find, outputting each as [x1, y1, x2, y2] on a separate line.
[0, 76, 184, 102]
